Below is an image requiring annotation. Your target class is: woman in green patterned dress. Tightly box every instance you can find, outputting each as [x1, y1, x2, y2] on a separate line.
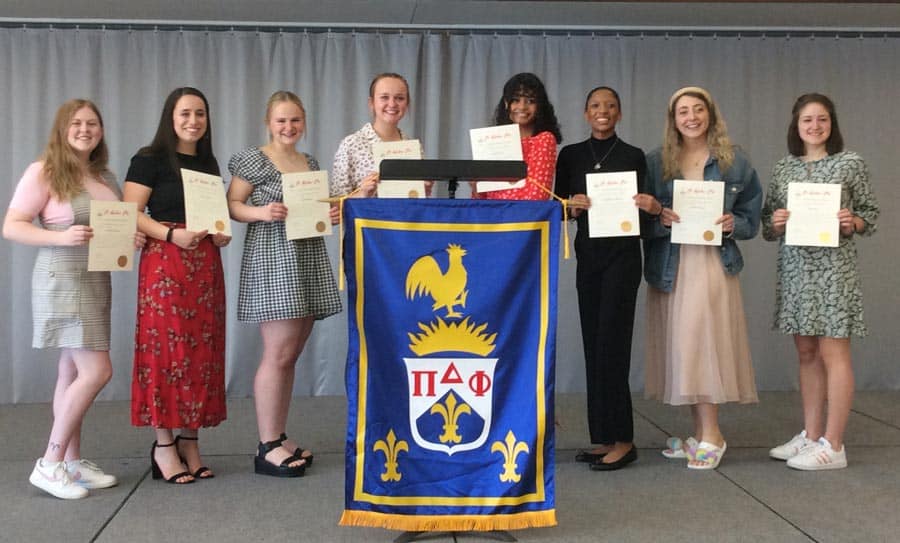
[762, 93, 879, 470]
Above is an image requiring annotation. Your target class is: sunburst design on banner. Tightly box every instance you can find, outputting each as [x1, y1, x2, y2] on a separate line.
[408, 317, 496, 356]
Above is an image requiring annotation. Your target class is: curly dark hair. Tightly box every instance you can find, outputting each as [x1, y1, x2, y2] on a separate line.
[492, 73, 562, 143]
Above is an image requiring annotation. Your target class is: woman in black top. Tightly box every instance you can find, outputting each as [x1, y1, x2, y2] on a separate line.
[555, 86, 660, 471]
[123, 87, 231, 484]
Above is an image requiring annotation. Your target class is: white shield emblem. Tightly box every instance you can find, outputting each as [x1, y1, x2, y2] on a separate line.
[404, 357, 497, 456]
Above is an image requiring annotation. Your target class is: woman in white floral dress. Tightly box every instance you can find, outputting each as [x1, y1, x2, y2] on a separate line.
[762, 93, 879, 471]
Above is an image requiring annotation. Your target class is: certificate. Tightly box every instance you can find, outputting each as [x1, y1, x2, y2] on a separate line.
[181, 169, 231, 236]
[785, 182, 840, 247]
[585, 171, 640, 238]
[282, 170, 332, 240]
[372, 139, 426, 198]
[469, 124, 525, 192]
[671, 179, 724, 246]
[88, 200, 137, 271]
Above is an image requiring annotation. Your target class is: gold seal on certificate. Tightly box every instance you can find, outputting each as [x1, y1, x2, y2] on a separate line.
[470, 124, 526, 192]
[181, 168, 232, 237]
[585, 171, 640, 238]
[282, 170, 332, 240]
[88, 200, 138, 272]
[671, 179, 725, 246]
[372, 139, 426, 199]
[785, 182, 840, 248]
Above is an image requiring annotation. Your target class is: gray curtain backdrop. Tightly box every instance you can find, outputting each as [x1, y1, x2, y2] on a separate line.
[1, 27, 897, 403]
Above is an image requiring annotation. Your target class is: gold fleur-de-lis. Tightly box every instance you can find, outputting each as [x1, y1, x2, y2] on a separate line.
[490, 430, 530, 482]
[429, 391, 472, 444]
[373, 429, 409, 482]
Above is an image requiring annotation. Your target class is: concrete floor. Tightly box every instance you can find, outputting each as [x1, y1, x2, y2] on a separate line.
[2, 391, 899, 543]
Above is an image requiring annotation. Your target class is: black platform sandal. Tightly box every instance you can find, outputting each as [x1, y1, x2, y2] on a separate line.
[254, 438, 306, 477]
[151, 441, 195, 484]
[279, 433, 314, 467]
[175, 435, 214, 479]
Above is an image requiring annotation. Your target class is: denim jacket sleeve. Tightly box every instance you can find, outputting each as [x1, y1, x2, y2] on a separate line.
[724, 151, 762, 241]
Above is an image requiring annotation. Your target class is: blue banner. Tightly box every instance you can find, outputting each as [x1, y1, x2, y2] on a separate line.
[340, 198, 559, 532]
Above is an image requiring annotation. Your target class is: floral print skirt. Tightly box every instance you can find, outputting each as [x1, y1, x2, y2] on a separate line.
[131, 230, 227, 429]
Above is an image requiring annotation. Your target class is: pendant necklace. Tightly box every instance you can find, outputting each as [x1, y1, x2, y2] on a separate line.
[589, 136, 618, 170]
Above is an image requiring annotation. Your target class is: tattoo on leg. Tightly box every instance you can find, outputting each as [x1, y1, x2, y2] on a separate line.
[49, 442, 62, 452]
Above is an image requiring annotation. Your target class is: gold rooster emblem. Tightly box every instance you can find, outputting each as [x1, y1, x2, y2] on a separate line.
[405, 244, 469, 318]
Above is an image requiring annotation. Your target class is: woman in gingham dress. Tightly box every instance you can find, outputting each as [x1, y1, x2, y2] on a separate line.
[4, 99, 143, 499]
[227, 91, 341, 477]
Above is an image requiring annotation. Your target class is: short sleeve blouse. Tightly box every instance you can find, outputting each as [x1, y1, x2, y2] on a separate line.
[8, 161, 120, 225]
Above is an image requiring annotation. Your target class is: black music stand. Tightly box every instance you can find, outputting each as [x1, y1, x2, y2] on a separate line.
[379, 159, 527, 199]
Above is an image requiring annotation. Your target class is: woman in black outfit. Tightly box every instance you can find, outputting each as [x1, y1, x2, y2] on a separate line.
[555, 86, 661, 471]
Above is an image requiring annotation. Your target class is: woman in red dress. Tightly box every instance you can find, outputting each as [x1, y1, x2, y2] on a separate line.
[472, 72, 562, 201]
[124, 87, 231, 484]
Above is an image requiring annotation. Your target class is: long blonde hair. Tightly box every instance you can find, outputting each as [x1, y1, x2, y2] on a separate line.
[661, 86, 733, 180]
[41, 99, 109, 201]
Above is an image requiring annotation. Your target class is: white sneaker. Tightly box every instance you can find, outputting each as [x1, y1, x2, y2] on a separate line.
[769, 430, 814, 460]
[67, 459, 118, 489]
[786, 437, 848, 471]
[29, 458, 89, 499]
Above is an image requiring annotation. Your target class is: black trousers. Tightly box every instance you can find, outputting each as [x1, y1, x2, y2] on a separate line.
[575, 239, 641, 445]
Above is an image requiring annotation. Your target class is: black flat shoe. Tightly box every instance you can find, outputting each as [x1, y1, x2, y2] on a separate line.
[589, 446, 637, 471]
[575, 449, 608, 463]
[254, 438, 306, 478]
[279, 433, 314, 467]
[151, 441, 195, 484]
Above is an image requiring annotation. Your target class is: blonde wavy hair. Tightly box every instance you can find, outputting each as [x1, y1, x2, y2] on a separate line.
[661, 86, 733, 180]
[41, 99, 109, 201]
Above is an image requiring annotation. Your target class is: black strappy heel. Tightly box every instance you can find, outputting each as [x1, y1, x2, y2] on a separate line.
[151, 441, 194, 484]
[175, 435, 214, 479]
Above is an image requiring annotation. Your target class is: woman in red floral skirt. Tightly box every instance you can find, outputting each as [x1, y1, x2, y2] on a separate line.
[123, 87, 230, 484]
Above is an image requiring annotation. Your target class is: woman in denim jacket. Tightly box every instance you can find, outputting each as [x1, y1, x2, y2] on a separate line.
[642, 87, 762, 470]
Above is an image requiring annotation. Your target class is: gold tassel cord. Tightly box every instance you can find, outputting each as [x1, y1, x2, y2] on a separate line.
[332, 185, 365, 291]
[527, 177, 572, 260]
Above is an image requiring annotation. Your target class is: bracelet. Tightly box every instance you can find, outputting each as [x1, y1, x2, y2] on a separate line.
[166, 226, 175, 243]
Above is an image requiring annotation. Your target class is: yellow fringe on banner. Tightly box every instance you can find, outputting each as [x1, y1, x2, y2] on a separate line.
[528, 177, 572, 260]
[339, 509, 557, 532]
